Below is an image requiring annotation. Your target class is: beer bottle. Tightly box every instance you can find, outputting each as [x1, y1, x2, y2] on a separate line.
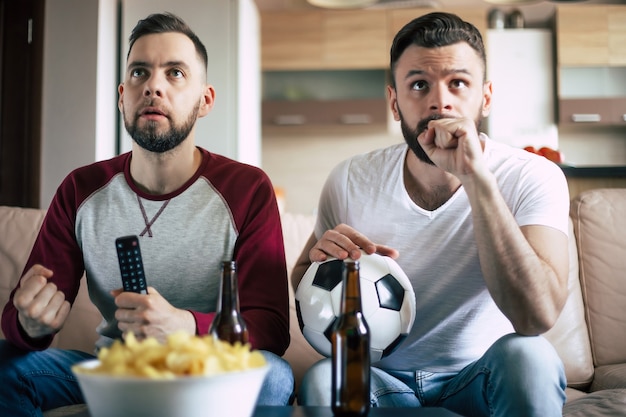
[209, 260, 249, 345]
[331, 259, 371, 416]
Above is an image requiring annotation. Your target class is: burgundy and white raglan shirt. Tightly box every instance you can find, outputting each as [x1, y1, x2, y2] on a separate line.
[1, 147, 290, 355]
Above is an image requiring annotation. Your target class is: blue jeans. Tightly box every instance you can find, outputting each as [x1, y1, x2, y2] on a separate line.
[299, 334, 567, 417]
[0, 340, 294, 417]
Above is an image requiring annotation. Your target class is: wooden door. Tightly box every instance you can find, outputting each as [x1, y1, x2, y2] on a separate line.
[0, 0, 44, 208]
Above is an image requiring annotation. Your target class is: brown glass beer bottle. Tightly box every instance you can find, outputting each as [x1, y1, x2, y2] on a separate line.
[209, 260, 249, 345]
[331, 259, 371, 416]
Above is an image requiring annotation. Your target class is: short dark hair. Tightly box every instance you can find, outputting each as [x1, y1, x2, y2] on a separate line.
[127, 12, 208, 72]
[389, 12, 486, 88]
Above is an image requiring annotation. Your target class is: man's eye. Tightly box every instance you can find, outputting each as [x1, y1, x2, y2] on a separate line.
[411, 80, 428, 91]
[170, 69, 184, 78]
[131, 69, 146, 78]
[451, 79, 468, 89]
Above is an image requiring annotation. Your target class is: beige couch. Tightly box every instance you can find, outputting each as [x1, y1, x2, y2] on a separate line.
[1, 188, 626, 416]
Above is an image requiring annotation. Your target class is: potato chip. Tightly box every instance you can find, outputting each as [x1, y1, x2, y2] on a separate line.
[79, 331, 266, 379]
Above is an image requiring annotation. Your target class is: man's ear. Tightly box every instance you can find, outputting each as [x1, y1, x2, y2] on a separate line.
[118, 83, 124, 113]
[481, 80, 492, 118]
[198, 84, 216, 118]
[387, 85, 400, 122]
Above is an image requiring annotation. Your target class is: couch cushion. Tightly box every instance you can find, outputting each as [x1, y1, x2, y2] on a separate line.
[0, 206, 101, 353]
[0, 207, 46, 289]
[280, 212, 324, 391]
[570, 189, 626, 367]
[591, 364, 626, 392]
[562, 389, 626, 417]
[0, 206, 46, 339]
[544, 218, 594, 389]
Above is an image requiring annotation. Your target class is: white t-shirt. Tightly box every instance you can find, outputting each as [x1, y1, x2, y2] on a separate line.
[315, 135, 569, 373]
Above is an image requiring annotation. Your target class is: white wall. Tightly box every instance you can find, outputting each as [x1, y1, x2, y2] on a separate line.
[96, 0, 120, 163]
[262, 124, 399, 215]
[237, 1, 261, 166]
[40, 0, 259, 209]
[263, 121, 626, 216]
[486, 29, 558, 150]
[559, 126, 626, 167]
[38, 1, 626, 211]
[119, 0, 261, 166]
[41, 0, 118, 208]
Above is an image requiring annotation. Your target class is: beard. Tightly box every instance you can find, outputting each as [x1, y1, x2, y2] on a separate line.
[124, 101, 200, 153]
[398, 107, 483, 165]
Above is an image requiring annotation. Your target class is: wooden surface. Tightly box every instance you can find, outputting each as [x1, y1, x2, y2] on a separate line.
[557, 5, 609, 66]
[261, 11, 324, 70]
[608, 6, 626, 66]
[323, 10, 388, 69]
[261, 9, 389, 70]
[261, 8, 486, 71]
[557, 4, 626, 67]
[558, 98, 621, 125]
[262, 98, 387, 126]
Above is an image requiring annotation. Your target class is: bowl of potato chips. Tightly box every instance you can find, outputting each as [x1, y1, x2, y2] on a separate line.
[72, 332, 268, 417]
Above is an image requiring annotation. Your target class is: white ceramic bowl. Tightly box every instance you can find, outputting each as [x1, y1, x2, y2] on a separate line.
[72, 359, 269, 417]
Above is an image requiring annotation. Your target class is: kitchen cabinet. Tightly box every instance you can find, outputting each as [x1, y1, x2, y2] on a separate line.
[609, 7, 626, 67]
[556, 4, 626, 126]
[261, 9, 386, 70]
[260, 8, 486, 71]
[262, 98, 387, 126]
[260, 7, 486, 127]
[261, 11, 323, 70]
[559, 98, 626, 125]
[262, 69, 387, 127]
[556, 4, 626, 66]
[557, 65, 626, 126]
[323, 10, 388, 69]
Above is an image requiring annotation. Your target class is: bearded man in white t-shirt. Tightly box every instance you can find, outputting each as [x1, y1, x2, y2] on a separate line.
[293, 11, 569, 417]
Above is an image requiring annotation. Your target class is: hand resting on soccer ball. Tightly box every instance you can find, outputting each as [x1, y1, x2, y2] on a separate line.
[308, 223, 399, 263]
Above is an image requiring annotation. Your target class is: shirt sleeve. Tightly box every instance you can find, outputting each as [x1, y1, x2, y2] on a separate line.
[204, 163, 290, 356]
[511, 155, 570, 236]
[315, 158, 352, 240]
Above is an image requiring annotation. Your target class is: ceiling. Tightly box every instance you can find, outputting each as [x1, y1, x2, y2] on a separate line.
[255, 0, 474, 10]
[255, 0, 626, 12]
[254, 0, 625, 26]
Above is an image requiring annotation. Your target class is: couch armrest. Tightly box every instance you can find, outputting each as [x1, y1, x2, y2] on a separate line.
[0, 206, 47, 339]
[544, 217, 594, 389]
[280, 212, 324, 390]
[0, 206, 101, 353]
[570, 189, 626, 367]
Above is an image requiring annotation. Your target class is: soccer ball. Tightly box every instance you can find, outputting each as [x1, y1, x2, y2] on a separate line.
[295, 251, 416, 363]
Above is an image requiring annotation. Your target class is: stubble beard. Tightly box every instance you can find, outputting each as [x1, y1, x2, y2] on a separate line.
[124, 102, 200, 153]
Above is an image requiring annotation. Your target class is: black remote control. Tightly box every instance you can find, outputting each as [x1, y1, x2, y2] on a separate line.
[115, 235, 148, 294]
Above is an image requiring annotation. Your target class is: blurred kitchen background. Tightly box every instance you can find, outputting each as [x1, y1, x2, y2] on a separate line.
[2, 0, 625, 214]
[260, 0, 626, 214]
